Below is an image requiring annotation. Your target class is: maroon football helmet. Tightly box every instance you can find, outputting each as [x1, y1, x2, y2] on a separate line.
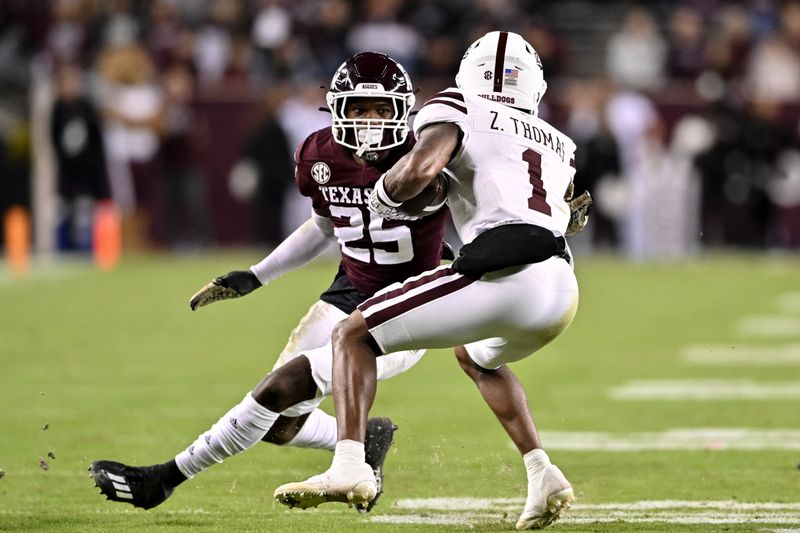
[326, 52, 415, 159]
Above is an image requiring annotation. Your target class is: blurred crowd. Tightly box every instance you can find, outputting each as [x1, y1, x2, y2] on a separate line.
[0, 0, 799, 257]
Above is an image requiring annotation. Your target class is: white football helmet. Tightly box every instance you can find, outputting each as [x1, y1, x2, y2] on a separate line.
[456, 31, 547, 116]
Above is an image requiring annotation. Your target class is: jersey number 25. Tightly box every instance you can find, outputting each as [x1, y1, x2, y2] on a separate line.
[330, 206, 413, 265]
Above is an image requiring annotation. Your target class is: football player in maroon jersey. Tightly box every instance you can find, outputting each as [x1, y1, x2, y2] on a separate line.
[89, 52, 449, 513]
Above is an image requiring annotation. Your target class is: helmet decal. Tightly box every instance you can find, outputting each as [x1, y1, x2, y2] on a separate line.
[456, 31, 547, 116]
[492, 31, 509, 93]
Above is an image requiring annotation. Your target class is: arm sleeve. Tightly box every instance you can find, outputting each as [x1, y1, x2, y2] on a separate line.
[249, 212, 335, 285]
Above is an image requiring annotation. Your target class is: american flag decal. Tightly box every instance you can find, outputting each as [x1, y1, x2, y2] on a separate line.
[504, 68, 519, 86]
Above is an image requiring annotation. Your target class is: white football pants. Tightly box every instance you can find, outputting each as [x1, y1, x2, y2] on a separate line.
[272, 299, 424, 417]
[359, 258, 579, 370]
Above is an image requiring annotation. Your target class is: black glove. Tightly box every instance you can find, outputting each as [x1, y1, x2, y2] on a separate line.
[189, 270, 262, 311]
[452, 224, 566, 280]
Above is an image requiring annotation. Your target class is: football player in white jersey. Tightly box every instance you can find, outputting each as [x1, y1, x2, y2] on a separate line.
[275, 31, 591, 530]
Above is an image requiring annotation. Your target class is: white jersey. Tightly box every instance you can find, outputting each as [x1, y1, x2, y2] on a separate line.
[413, 88, 577, 244]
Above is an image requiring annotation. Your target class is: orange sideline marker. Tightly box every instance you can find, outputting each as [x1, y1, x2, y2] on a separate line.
[93, 201, 121, 271]
[4, 206, 30, 277]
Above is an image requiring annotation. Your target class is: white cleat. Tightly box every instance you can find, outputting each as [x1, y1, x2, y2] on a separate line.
[515, 464, 574, 530]
[274, 462, 377, 510]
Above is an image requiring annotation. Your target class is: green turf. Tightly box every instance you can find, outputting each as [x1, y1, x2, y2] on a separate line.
[1, 252, 799, 532]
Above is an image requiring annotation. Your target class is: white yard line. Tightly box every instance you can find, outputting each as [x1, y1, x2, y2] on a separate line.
[534, 428, 800, 451]
[777, 292, 800, 313]
[372, 513, 493, 525]
[562, 512, 800, 525]
[682, 344, 800, 365]
[376, 499, 800, 527]
[579, 501, 800, 511]
[737, 316, 800, 338]
[0, 262, 90, 285]
[609, 379, 800, 400]
[373, 513, 800, 525]
[394, 497, 523, 510]
[394, 498, 800, 511]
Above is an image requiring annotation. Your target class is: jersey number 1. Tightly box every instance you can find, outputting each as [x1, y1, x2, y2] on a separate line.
[522, 149, 551, 215]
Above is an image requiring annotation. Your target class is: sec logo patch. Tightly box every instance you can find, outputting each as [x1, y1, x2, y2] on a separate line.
[311, 162, 331, 184]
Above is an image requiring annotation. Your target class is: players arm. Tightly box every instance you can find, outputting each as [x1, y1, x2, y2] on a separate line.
[189, 212, 335, 311]
[383, 123, 460, 202]
[250, 212, 334, 284]
[368, 123, 460, 219]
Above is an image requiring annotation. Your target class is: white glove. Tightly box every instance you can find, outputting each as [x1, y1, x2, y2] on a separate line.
[367, 174, 421, 221]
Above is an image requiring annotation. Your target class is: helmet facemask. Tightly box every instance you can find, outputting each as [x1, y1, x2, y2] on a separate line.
[326, 52, 415, 159]
[327, 86, 414, 159]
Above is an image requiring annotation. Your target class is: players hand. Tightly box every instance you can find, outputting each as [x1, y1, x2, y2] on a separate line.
[566, 190, 592, 236]
[189, 270, 262, 311]
[367, 194, 418, 221]
[564, 181, 575, 203]
[367, 174, 421, 221]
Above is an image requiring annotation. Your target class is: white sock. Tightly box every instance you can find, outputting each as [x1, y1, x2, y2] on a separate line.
[523, 448, 551, 478]
[331, 439, 365, 468]
[286, 409, 338, 450]
[175, 392, 279, 478]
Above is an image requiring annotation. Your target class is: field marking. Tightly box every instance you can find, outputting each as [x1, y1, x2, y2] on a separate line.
[610, 379, 800, 400]
[682, 344, 800, 365]
[394, 498, 800, 511]
[5, 500, 799, 526]
[532, 428, 800, 451]
[777, 292, 800, 313]
[0, 262, 90, 285]
[737, 316, 800, 338]
[374, 499, 800, 526]
[394, 497, 522, 510]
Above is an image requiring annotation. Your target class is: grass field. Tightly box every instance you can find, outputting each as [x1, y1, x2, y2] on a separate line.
[2, 252, 799, 532]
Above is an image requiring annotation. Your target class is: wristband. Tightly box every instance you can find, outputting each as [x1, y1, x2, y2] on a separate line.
[374, 174, 403, 207]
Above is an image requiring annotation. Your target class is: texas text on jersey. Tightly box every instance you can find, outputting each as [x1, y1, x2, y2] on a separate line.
[295, 127, 449, 298]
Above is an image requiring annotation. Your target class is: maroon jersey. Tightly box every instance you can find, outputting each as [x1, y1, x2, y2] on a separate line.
[295, 127, 448, 296]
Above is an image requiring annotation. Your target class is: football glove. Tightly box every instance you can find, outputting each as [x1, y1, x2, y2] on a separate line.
[189, 270, 261, 311]
[367, 174, 422, 222]
[566, 190, 593, 236]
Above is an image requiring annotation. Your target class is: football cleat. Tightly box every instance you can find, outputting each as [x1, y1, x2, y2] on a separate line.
[516, 464, 574, 530]
[356, 417, 398, 513]
[89, 460, 174, 510]
[273, 461, 377, 509]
